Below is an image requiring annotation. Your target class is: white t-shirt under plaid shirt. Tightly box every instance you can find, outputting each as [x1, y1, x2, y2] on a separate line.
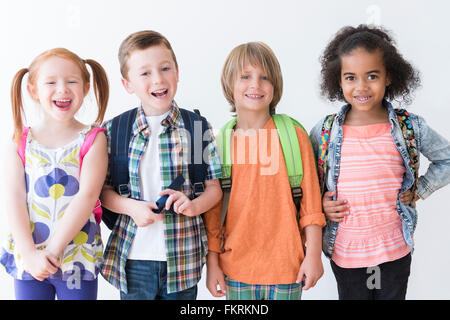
[100, 102, 222, 294]
[128, 111, 169, 261]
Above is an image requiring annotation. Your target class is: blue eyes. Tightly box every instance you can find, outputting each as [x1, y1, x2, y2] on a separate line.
[45, 80, 78, 85]
[141, 67, 171, 76]
[240, 75, 269, 80]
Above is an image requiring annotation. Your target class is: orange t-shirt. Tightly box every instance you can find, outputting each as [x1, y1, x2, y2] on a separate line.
[204, 118, 325, 285]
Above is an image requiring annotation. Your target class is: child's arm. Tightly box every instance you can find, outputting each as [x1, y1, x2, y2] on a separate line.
[203, 196, 227, 297]
[159, 179, 222, 216]
[101, 185, 164, 227]
[296, 224, 323, 290]
[295, 127, 327, 290]
[415, 115, 450, 199]
[3, 141, 59, 280]
[45, 132, 107, 257]
[206, 251, 227, 297]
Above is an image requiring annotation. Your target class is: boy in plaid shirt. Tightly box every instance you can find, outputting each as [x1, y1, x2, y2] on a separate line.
[100, 30, 222, 299]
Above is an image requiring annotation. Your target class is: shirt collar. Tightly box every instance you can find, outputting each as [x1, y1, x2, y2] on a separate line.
[132, 100, 181, 136]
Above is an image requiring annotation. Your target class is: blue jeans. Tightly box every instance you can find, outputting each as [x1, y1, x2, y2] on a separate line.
[120, 260, 198, 300]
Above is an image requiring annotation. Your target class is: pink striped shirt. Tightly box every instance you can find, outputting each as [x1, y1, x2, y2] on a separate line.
[332, 123, 410, 268]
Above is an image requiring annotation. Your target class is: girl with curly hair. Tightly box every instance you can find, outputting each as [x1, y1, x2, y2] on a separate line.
[310, 24, 450, 300]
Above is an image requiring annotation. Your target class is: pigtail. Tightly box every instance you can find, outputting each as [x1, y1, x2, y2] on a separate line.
[10, 68, 29, 145]
[84, 59, 109, 125]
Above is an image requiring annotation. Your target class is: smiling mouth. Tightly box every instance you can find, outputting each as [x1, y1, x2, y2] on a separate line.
[245, 94, 264, 99]
[354, 96, 371, 103]
[152, 89, 168, 98]
[53, 99, 72, 109]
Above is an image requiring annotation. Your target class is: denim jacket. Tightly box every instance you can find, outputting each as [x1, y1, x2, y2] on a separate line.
[310, 101, 450, 259]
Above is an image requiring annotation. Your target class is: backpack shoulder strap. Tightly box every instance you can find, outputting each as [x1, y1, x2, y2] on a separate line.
[394, 108, 419, 194]
[109, 107, 138, 197]
[178, 107, 209, 198]
[79, 126, 106, 169]
[216, 118, 237, 180]
[78, 126, 106, 225]
[272, 114, 305, 221]
[17, 127, 30, 166]
[272, 114, 304, 188]
[317, 114, 336, 194]
[101, 107, 138, 230]
[215, 118, 236, 251]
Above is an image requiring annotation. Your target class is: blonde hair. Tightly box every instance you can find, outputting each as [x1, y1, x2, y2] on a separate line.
[221, 42, 283, 115]
[118, 30, 178, 79]
[11, 48, 109, 144]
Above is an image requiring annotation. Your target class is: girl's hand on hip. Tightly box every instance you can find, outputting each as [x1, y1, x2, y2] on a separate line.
[322, 191, 349, 222]
[399, 190, 419, 205]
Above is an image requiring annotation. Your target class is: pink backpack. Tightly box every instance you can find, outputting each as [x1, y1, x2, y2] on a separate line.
[17, 127, 104, 224]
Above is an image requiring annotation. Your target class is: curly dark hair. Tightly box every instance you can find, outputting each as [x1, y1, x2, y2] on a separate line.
[320, 24, 421, 105]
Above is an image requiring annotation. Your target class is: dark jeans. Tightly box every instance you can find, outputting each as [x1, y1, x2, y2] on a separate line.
[330, 253, 411, 300]
[120, 260, 198, 300]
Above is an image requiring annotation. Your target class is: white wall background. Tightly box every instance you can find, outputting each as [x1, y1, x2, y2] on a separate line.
[1, 0, 449, 300]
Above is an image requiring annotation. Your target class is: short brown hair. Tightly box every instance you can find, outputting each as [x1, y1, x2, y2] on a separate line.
[221, 42, 283, 115]
[118, 30, 178, 79]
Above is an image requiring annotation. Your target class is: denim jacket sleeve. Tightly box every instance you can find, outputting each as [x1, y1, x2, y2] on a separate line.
[413, 114, 450, 199]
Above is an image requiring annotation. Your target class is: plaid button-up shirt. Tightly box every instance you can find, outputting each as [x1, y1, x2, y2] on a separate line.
[100, 102, 222, 294]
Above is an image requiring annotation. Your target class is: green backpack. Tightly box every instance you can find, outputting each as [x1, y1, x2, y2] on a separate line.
[216, 114, 307, 251]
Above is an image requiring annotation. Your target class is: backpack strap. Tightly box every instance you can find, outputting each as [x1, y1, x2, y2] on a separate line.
[79, 127, 106, 169]
[101, 107, 138, 230]
[17, 127, 30, 166]
[178, 108, 209, 198]
[272, 114, 304, 213]
[110, 108, 138, 197]
[395, 109, 419, 195]
[317, 114, 336, 194]
[79, 126, 106, 225]
[216, 118, 236, 251]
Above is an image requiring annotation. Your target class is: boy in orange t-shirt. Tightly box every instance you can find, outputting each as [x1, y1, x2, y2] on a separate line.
[204, 42, 326, 300]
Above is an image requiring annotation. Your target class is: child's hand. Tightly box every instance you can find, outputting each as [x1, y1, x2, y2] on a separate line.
[159, 189, 199, 216]
[399, 190, 419, 205]
[296, 254, 324, 290]
[126, 199, 164, 227]
[23, 248, 60, 281]
[206, 252, 227, 298]
[322, 191, 349, 222]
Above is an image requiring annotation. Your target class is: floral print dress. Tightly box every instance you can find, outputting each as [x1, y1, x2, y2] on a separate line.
[0, 126, 103, 281]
